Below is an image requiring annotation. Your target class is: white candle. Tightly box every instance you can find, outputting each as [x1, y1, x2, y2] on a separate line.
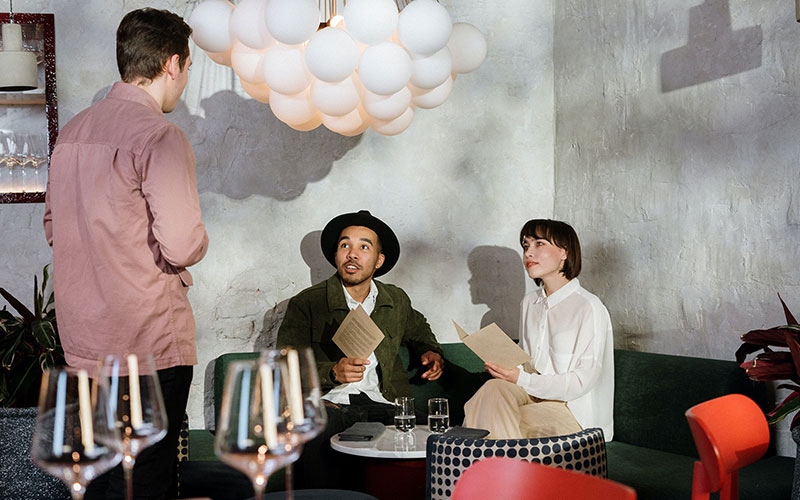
[259, 363, 279, 448]
[127, 354, 143, 429]
[78, 369, 95, 453]
[286, 350, 305, 423]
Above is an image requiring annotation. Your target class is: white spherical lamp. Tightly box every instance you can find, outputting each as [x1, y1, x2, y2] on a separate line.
[358, 42, 412, 96]
[269, 88, 319, 126]
[409, 47, 451, 89]
[372, 107, 414, 136]
[231, 42, 267, 84]
[206, 48, 232, 67]
[410, 76, 453, 109]
[397, 0, 452, 56]
[264, 0, 320, 46]
[447, 22, 487, 74]
[311, 77, 360, 117]
[290, 115, 323, 132]
[363, 87, 411, 121]
[229, 0, 275, 50]
[262, 44, 312, 95]
[240, 80, 270, 103]
[305, 28, 359, 83]
[321, 106, 371, 136]
[188, 0, 236, 53]
[343, 0, 399, 45]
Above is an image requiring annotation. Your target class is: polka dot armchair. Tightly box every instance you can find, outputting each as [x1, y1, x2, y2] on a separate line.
[425, 427, 608, 500]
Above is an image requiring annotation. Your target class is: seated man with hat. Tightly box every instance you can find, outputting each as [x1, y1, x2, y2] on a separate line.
[277, 210, 444, 489]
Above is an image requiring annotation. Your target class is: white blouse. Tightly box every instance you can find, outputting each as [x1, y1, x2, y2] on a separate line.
[515, 278, 615, 440]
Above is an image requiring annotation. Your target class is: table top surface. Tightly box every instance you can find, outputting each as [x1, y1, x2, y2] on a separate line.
[331, 426, 433, 459]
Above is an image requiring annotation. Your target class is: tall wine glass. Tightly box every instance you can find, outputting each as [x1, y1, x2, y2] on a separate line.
[215, 354, 302, 500]
[100, 354, 168, 500]
[273, 347, 327, 499]
[31, 366, 123, 499]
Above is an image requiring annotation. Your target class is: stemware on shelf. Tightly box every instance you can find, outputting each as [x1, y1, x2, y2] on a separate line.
[214, 353, 303, 500]
[31, 366, 123, 500]
[99, 354, 168, 500]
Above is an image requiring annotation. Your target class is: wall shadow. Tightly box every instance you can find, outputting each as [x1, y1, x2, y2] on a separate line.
[169, 90, 361, 201]
[467, 246, 526, 340]
[661, 0, 762, 92]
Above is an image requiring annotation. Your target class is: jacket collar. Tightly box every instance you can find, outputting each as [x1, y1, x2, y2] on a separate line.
[326, 274, 395, 313]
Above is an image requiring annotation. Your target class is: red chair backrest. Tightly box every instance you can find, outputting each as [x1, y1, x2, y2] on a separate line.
[685, 393, 769, 492]
[452, 457, 636, 500]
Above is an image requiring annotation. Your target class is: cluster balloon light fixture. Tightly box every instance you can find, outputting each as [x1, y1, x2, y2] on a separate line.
[188, 0, 487, 136]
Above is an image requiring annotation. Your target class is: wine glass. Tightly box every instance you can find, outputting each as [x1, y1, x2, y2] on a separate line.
[99, 354, 168, 500]
[272, 347, 327, 499]
[215, 354, 303, 500]
[31, 366, 123, 499]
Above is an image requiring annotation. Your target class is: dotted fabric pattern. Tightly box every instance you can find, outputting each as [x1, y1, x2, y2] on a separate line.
[425, 427, 607, 500]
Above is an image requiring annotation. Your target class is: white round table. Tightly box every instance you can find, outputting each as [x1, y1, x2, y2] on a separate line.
[331, 425, 433, 459]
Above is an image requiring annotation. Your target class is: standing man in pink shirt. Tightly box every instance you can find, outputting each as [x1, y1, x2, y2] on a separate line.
[43, 8, 208, 499]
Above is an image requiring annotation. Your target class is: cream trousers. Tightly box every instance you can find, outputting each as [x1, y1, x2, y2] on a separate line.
[463, 379, 582, 439]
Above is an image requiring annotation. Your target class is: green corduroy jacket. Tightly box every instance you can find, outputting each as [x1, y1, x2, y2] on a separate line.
[277, 274, 443, 402]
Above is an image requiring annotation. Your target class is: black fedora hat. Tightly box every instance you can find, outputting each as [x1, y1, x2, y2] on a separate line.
[320, 210, 400, 277]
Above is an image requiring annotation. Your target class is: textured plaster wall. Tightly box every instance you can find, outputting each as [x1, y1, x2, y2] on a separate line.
[0, 1, 554, 429]
[553, 0, 800, 453]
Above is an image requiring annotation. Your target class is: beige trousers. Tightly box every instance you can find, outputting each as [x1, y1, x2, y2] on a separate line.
[463, 379, 582, 439]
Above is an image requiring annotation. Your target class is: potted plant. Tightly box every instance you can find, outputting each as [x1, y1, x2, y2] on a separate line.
[737, 294, 800, 499]
[0, 265, 68, 499]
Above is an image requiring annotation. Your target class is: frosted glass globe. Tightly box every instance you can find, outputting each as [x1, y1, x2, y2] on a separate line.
[188, 0, 235, 53]
[372, 107, 414, 136]
[264, 0, 320, 45]
[409, 47, 451, 89]
[410, 76, 453, 109]
[231, 42, 267, 84]
[290, 115, 322, 132]
[207, 48, 232, 67]
[322, 106, 371, 136]
[358, 42, 411, 96]
[305, 28, 359, 83]
[262, 44, 312, 95]
[397, 0, 452, 56]
[363, 87, 411, 121]
[447, 22, 487, 74]
[343, 0, 398, 45]
[229, 0, 275, 50]
[311, 77, 360, 117]
[269, 88, 319, 126]
[240, 80, 270, 103]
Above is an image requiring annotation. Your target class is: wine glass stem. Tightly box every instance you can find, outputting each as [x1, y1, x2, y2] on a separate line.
[253, 482, 265, 500]
[123, 455, 136, 500]
[285, 463, 294, 500]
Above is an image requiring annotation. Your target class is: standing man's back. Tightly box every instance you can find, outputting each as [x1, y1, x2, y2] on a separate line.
[43, 8, 207, 498]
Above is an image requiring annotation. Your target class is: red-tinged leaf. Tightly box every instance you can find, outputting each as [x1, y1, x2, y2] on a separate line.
[743, 352, 796, 381]
[779, 292, 798, 325]
[767, 391, 800, 417]
[777, 383, 800, 392]
[741, 328, 789, 347]
[0, 288, 34, 321]
[735, 342, 763, 364]
[767, 392, 800, 425]
[786, 331, 800, 381]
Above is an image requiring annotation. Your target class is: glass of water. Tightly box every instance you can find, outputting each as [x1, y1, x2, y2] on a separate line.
[394, 397, 415, 433]
[428, 398, 450, 433]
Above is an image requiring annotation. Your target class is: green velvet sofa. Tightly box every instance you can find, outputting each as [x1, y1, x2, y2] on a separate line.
[187, 346, 795, 498]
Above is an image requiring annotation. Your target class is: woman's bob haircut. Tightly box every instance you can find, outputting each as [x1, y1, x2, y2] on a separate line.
[519, 219, 581, 284]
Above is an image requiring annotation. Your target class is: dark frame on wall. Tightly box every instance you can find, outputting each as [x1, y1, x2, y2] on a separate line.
[0, 12, 57, 204]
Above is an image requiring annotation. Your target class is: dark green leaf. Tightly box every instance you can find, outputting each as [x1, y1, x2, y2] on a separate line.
[0, 288, 34, 321]
[31, 320, 56, 349]
[768, 392, 800, 424]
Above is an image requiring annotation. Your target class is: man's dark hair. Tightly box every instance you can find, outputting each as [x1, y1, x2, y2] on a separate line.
[116, 8, 192, 84]
[520, 219, 582, 285]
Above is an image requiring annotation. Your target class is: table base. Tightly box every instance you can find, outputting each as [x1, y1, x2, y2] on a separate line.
[363, 459, 426, 500]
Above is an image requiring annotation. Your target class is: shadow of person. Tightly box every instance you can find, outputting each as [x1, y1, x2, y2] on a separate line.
[467, 246, 526, 340]
[168, 90, 362, 201]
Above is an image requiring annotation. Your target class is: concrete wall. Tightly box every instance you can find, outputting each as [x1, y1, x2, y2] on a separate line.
[0, 0, 554, 429]
[553, 0, 800, 453]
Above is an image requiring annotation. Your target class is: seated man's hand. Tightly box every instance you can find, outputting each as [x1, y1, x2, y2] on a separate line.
[332, 357, 370, 383]
[420, 351, 444, 381]
[485, 362, 520, 384]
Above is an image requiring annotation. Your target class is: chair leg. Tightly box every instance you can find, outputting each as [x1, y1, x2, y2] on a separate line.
[691, 461, 711, 500]
[720, 470, 738, 500]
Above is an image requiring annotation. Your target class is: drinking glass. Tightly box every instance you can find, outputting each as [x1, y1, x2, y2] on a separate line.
[394, 397, 415, 432]
[428, 398, 450, 433]
[271, 347, 327, 500]
[215, 355, 303, 500]
[99, 354, 168, 500]
[31, 366, 123, 499]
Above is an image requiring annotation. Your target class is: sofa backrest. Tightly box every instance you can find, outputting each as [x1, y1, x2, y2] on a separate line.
[612, 349, 769, 457]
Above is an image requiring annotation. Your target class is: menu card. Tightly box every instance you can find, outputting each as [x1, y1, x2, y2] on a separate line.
[333, 305, 385, 359]
[454, 321, 531, 370]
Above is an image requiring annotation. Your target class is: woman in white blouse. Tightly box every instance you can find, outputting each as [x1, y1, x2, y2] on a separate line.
[463, 219, 614, 440]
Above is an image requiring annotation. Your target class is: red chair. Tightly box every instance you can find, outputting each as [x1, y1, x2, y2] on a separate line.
[685, 393, 770, 500]
[451, 457, 636, 500]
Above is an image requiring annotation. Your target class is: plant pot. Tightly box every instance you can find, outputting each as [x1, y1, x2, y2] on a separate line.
[0, 407, 70, 499]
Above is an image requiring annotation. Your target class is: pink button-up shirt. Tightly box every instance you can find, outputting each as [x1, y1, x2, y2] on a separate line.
[43, 82, 208, 372]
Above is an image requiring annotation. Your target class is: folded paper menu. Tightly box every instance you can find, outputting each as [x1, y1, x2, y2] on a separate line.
[333, 305, 385, 359]
[454, 321, 532, 370]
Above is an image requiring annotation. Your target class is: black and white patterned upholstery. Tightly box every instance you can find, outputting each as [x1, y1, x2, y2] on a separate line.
[425, 427, 607, 500]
